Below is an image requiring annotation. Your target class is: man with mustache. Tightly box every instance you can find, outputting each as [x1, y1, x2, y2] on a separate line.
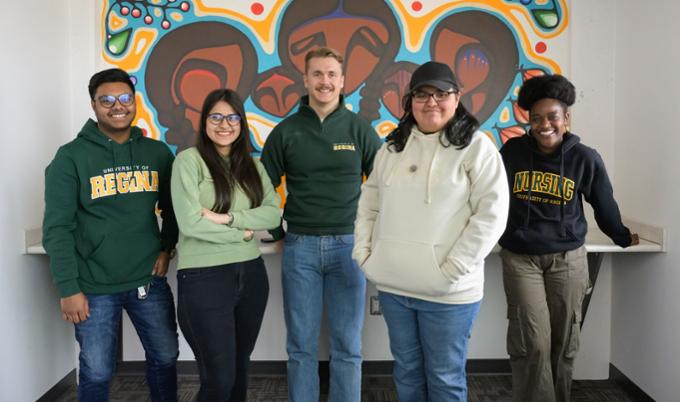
[261, 47, 381, 402]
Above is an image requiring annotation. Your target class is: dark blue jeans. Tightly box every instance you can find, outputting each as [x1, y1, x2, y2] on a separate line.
[75, 275, 179, 402]
[177, 257, 269, 402]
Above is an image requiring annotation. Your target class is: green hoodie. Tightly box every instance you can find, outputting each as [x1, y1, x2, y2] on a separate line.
[261, 95, 382, 239]
[43, 119, 178, 297]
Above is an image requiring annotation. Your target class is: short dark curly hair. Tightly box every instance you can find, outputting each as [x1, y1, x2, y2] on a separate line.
[517, 74, 575, 111]
[88, 68, 135, 100]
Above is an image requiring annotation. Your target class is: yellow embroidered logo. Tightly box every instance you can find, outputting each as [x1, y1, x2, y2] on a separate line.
[333, 143, 356, 151]
[90, 166, 159, 199]
[512, 171, 575, 203]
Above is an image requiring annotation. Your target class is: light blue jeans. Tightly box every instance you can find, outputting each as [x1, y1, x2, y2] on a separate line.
[379, 291, 481, 402]
[282, 233, 366, 402]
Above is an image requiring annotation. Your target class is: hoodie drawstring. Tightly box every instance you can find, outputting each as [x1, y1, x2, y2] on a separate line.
[384, 131, 439, 204]
[524, 152, 534, 229]
[425, 145, 440, 204]
[558, 145, 566, 237]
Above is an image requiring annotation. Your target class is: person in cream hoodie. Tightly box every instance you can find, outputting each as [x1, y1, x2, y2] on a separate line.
[353, 61, 509, 402]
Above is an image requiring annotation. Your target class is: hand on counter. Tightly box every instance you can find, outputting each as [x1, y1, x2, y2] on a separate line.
[631, 233, 640, 246]
[61, 292, 90, 324]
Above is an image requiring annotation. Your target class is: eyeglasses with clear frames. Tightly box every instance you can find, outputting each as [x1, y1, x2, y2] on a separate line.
[411, 90, 457, 103]
[207, 113, 242, 126]
[97, 93, 134, 108]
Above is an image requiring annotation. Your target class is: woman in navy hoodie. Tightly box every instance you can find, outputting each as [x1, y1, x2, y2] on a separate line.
[499, 74, 639, 402]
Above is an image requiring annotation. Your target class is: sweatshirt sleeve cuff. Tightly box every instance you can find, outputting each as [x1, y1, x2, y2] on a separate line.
[268, 225, 286, 241]
[352, 248, 370, 268]
[57, 279, 81, 298]
[440, 259, 466, 284]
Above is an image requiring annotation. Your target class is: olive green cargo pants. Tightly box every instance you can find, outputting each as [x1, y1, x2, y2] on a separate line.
[500, 246, 588, 402]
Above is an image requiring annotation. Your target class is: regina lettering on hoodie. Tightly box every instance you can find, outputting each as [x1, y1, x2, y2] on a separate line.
[90, 168, 159, 199]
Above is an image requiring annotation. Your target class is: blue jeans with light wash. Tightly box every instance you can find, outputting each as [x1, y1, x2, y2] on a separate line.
[379, 291, 481, 402]
[75, 275, 179, 402]
[282, 233, 366, 402]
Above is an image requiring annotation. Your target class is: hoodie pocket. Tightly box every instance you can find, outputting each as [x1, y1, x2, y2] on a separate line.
[88, 233, 159, 284]
[363, 239, 455, 297]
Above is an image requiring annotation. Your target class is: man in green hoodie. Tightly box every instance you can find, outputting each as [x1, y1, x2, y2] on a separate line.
[43, 68, 179, 401]
[261, 47, 382, 402]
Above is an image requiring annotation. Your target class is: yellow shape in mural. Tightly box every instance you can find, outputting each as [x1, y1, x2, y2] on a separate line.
[376, 121, 397, 139]
[194, 0, 289, 54]
[390, 0, 458, 52]
[109, 11, 128, 31]
[500, 106, 510, 124]
[247, 113, 277, 150]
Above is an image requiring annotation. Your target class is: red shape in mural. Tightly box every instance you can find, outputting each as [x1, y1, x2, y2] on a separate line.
[251, 2, 264, 16]
[498, 125, 526, 144]
[252, 68, 305, 118]
[535, 41, 547, 54]
[412, 2, 423, 12]
[513, 101, 529, 124]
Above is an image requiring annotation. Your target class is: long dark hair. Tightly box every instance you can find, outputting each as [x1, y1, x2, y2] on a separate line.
[196, 89, 263, 212]
[385, 93, 479, 152]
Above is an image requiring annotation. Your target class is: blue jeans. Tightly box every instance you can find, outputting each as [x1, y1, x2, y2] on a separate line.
[282, 233, 366, 402]
[177, 258, 269, 402]
[75, 276, 179, 402]
[379, 292, 481, 402]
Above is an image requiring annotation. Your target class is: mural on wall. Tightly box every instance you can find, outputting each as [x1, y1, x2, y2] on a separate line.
[102, 0, 568, 153]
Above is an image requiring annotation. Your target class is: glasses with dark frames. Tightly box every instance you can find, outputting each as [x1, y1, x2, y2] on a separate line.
[207, 113, 242, 126]
[97, 93, 134, 108]
[411, 90, 457, 103]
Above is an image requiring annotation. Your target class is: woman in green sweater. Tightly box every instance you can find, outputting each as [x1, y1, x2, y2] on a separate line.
[171, 89, 281, 401]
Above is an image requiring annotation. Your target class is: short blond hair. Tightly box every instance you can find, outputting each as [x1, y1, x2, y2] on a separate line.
[304, 47, 344, 72]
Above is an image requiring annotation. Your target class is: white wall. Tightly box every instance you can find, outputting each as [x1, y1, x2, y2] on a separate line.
[0, 2, 96, 400]
[611, 1, 680, 401]
[567, 0, 617, 378]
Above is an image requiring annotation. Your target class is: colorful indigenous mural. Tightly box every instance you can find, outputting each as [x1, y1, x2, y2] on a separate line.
[102, 0, 568, 153]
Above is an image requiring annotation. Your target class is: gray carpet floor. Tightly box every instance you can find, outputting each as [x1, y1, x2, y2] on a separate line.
[53, 374, 639, 401]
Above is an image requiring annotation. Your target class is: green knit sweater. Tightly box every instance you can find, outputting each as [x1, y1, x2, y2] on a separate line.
[171, 147, 281, 269]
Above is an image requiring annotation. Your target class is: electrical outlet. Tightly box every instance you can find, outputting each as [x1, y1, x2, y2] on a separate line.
[369, 296, 381, 315]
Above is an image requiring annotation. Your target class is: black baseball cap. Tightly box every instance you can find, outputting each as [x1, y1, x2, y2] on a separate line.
[409, 61, 460, 93]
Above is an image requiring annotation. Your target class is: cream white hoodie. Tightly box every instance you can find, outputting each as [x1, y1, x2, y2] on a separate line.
[353, 128, 509, 304]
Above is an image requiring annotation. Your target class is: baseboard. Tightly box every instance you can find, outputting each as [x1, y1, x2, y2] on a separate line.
[609, 364, 655, 402]
[37, 369, 76, 402]
[117, 358, 512, 376]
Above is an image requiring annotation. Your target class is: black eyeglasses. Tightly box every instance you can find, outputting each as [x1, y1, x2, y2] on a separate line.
[207, 113, 242, 126]
[97, 93, 134, 108]
[412, 90, 457, 103]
